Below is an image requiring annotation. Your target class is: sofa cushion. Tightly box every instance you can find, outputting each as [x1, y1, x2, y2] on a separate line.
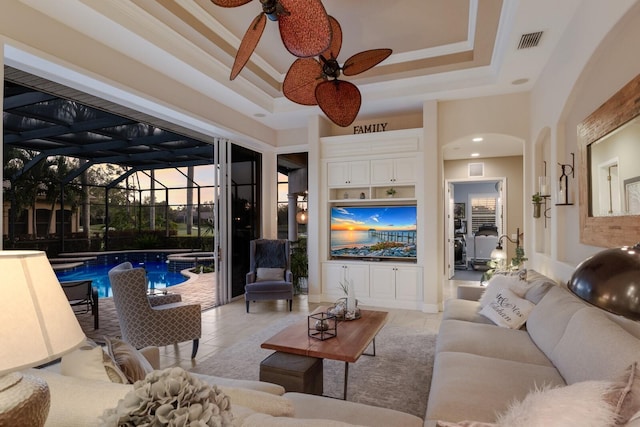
[426, 352, 565, 423]
[551, 308, 640, 384]
[191, 372, 285, 395]
[240, 413, 365, 427]
[30, 367, 131, 427]
[436, 320, 553, 366]
[212, 385, 294, 417]
[256, 267, 285, 282]
[525, 286, 587, 358]
[442, 299, 494, 324]
[479, 288, 535, 329]
[523, 278, 556, 304]
[285, 392, 423, 427]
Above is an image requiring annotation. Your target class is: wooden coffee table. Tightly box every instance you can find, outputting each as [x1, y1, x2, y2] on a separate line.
[261, 306, 388, 399]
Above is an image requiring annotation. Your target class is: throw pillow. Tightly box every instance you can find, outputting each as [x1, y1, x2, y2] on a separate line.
[61, 341, 128, 384]
[479, 274, 530, 308]
[497, 380, 619, 427]
[493, 268, 527, 281]
[104, 336, 154, 383]
[479, 288, 535, 329]
[256, 267, 285, 282]
[607, 363, 640, 425]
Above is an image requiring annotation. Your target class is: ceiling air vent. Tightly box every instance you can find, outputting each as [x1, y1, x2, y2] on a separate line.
[517, 31, 543, 49]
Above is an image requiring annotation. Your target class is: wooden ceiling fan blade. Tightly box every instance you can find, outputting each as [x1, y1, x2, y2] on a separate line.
[278, 0, 331, 58]
[283, 58, 323, 105]
[342, 49, 392, 76]
[230, 13, 266, 80]
[210, 0, 252, 7]
[320, 16, 342, 62]
[315, 80, 361, 127]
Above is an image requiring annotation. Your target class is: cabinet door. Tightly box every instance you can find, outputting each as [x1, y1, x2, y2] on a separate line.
[370, 159, 395, 184]
[348, 161, 370, 185]
[395, 266, 421, 300]
[346, 263, 370, 298]
[393, 158, 417, 184]
[322, 263, 369, 299]
[322, 263, 346, 298]
[370, 265, 396, 299]
[327, 162, 351, 186]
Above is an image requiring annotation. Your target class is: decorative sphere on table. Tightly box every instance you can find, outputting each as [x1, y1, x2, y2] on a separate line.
[315, 319, 329, 331]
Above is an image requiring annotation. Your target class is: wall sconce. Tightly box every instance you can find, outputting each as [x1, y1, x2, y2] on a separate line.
[296, 209, 308, 224]
[556, 153, 575, 205]
[490, 227, 522, 267]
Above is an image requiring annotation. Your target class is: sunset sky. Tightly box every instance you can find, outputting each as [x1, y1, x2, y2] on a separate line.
[330, 206, 417, 231]
[121, 165, 216, 205]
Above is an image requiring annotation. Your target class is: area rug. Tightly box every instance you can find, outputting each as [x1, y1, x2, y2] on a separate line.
[190, 314, 436, 419]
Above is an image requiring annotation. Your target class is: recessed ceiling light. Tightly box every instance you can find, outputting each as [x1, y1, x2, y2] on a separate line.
[512, 78, 529, 85]
[471, 153, 480, 157]
[472, 137, 483, 142]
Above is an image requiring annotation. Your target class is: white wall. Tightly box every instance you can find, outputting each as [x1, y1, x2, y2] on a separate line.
[528, 0, 640, 281]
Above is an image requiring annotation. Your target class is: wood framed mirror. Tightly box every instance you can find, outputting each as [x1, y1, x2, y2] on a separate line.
[578, 73, 640, 247]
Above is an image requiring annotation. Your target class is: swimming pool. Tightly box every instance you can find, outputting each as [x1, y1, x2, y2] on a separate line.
[56, 261, 188, 298]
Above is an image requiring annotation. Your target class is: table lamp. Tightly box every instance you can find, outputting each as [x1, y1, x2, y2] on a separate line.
[0, 250, 86, 426]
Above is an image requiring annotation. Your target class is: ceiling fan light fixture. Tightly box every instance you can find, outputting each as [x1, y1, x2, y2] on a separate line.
[212, 0, 331, 80]
[283, 16, 391, 127]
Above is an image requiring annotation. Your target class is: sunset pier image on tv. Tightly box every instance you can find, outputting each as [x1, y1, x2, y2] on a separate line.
[330, 205, 417, 260]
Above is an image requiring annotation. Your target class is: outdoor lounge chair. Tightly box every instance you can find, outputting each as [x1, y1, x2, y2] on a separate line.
[60, 279, 99, 329]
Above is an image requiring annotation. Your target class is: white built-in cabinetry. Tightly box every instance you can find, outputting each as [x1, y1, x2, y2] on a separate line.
[319, 128, 424, 310]
[370, 264, 422, 301]
[327, 161, 370, 186]
[370, 158, 417, 185]
[322, 262, 369, 300]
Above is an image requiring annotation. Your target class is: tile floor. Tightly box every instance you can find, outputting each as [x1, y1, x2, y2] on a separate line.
[74, 275, 478, 372]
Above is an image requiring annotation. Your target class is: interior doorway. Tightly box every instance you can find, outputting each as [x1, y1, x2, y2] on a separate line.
[446, 178, 505, 280]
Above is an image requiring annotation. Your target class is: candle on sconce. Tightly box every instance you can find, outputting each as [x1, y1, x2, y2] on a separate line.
[538, 176, 550, 196]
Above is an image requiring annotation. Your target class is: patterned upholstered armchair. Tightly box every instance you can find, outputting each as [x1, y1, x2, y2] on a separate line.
[245, 239, 294, 313]
[108, 262, 202, 358]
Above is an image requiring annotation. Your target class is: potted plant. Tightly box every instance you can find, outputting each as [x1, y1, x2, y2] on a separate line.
[532, 192, 543, 218]
[290, 237, 308, 294]
[386, 188, 397, 198]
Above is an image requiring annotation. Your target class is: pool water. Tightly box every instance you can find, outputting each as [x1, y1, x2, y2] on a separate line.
[56, 261, 187, 298]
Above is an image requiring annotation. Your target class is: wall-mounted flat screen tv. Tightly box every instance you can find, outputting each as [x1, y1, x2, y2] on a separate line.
[330, 205, 417, 260]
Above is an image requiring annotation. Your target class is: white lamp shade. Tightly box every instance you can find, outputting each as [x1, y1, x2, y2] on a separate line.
[0, 251, 85, 375]
[491, 247, 506, 260]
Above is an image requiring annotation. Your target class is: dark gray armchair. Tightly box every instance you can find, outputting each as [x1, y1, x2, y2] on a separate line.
[245, 239, 293, 313]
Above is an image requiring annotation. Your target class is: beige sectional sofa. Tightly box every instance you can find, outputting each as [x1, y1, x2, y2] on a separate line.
[30, 345, 423, 427]
[425, 271, 640, 426]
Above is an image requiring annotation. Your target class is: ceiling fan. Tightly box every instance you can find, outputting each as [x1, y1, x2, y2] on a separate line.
[210, 0, 332, 80]
[282, 16, 392, 127]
